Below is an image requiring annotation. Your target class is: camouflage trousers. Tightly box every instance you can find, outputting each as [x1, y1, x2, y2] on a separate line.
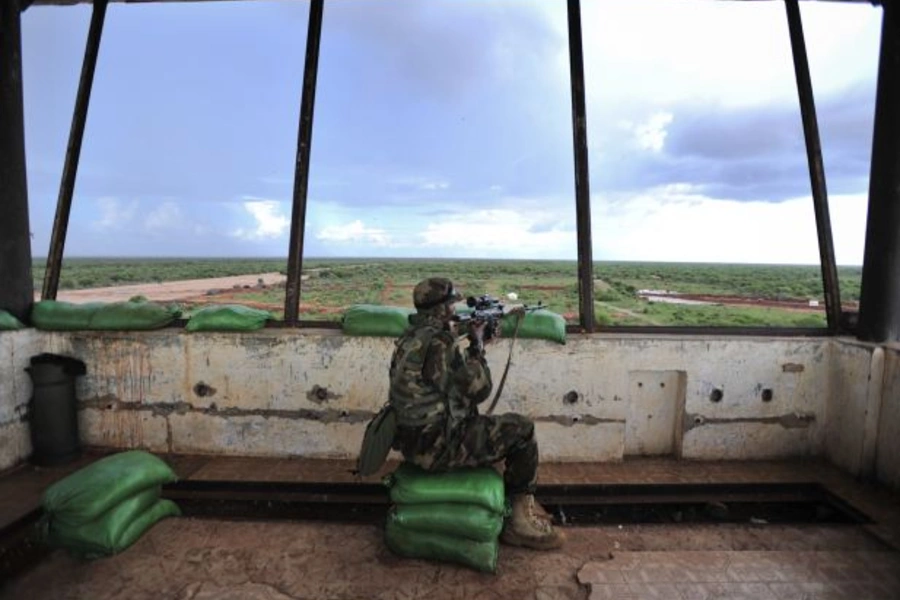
[394, 413, 538, 495]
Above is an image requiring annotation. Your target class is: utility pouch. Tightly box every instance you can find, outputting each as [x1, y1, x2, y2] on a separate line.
[356, 403, 397, 476]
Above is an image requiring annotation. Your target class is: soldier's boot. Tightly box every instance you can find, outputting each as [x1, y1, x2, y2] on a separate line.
[501, 494, 566, 550]
[533, 500, 553, 522]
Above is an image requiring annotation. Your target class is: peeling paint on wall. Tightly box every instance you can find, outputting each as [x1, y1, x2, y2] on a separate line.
[0, 330, 38, 470]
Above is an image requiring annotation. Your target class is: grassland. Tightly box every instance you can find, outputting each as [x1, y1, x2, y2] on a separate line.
[32, 257, 862, 328]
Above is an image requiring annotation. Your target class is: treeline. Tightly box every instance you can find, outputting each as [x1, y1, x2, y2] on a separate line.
[31, 257, 862, 303]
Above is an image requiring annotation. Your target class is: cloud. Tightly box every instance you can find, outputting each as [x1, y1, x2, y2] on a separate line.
[418, 208, 575, 257]
[144, 201, 183, 231]
[593, 84, 875, 203]
[23, 1, 881, 262]
[231, 199, 290, 241]
[316, 220, 393, 246]
[324, 0, 561, 102]
[91, 197, 138, 230]
[624, 112, 674, 153]
[593, 187, 868, 265]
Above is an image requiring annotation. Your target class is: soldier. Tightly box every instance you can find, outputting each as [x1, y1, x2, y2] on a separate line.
[389, 276, 564, 550]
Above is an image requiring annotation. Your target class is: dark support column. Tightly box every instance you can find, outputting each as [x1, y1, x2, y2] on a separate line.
[566, 0, 595, 332]
[785, 0, 842, 333]
[42, 0, 107, 300]
[0, 0, 33, 322]
[859, 3, 900, 343]
[285, 0, 324, 325]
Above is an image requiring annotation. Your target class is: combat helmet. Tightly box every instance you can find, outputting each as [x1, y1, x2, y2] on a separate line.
[413, 277, 462, 311]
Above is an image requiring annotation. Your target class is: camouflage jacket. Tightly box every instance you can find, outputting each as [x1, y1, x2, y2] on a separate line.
[388, 313, 492, 427]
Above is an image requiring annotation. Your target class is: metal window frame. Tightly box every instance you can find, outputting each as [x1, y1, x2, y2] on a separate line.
[34, 0, 872, 336]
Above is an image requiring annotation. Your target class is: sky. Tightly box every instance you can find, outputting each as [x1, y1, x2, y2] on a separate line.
[21, 0, 883, 264]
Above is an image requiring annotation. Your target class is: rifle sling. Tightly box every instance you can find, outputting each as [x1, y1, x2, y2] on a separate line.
[485, 312, 523, 416]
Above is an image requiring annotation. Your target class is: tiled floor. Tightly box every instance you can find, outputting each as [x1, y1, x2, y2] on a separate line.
[2, 452, 900, 600]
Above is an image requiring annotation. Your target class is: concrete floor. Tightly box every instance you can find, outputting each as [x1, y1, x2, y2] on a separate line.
[2, 454, 900, 600]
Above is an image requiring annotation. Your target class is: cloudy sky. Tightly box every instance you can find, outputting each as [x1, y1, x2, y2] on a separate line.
[21, 0, 882, 264]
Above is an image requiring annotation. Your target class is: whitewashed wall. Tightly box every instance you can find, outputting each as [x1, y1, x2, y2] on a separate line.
[32, 330, 832, 463]
[6, 330, 900, 492]
[0, 330, 39, 471]
[6, 329, 900, 493]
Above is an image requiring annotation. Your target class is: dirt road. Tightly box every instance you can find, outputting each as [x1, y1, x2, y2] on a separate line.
[36, 272, 287, 304]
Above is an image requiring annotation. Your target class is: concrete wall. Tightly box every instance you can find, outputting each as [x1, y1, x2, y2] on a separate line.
[0, 330, 38, 471]
[826, 339, 900, 489]
[825, 340, 874, 475]
[31, 330, 831, 463]
[876, 346, 900, 488]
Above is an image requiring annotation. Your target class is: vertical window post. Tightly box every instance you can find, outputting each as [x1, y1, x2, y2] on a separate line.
[567, 0, 595, 332]
[42, 0, 108, 301]
[784, 0, 842, 333]
[858, 2, 900, 343]
[285, 0, 325, 325]
[0, 0, 32, 322]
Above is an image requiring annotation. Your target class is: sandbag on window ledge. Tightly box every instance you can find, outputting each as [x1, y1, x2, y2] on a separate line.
[0, 309, 25, 331]
[185, 304, 272, 332]
[455, 306, 567, 345]
[341, 304, 414, 337]
[31, 300, 180, 331]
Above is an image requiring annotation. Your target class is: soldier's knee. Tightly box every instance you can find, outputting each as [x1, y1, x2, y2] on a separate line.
[506, 413, 535, 439]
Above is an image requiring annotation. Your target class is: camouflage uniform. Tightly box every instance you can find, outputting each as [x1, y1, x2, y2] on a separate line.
[389, 279, 539, 496]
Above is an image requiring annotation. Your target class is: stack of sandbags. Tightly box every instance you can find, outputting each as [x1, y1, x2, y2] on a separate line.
[383, 462, 507, 573]
[42, 451, 181, 558]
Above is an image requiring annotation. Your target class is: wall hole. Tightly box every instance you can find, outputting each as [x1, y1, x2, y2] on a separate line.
[710, 388, 724, 403]
[761, 388, 774, 402]
[563, 390, 579, 405]
[193, 382, 215, 398]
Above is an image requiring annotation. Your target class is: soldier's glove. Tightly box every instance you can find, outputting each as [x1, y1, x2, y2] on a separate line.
[467, 320, 487, 357]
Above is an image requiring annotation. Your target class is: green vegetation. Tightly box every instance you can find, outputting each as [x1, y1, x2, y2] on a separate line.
[32, 257, 287, 291]
[33, 257, 861, 328]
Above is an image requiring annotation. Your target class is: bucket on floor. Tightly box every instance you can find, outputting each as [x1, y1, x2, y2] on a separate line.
[26, 353, 87, 466]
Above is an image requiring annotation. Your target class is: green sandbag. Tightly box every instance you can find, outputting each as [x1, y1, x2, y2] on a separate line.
[31, 301, 104, 331]
[50, 496, 181, 559]
[185, 304, 272, 332]
[43, 451, 178, 526]
[385, 519, 499, 574]
[89, 300, 180, 330]
[0, 309, 24, 330]
[385, 463, 505, 514]
[342, 304, 414, 337]
[456, 306, 566, 344]
[500, 309, 566, 344]
[389, 502, 504, 542]
[48, 487, 157, 555]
